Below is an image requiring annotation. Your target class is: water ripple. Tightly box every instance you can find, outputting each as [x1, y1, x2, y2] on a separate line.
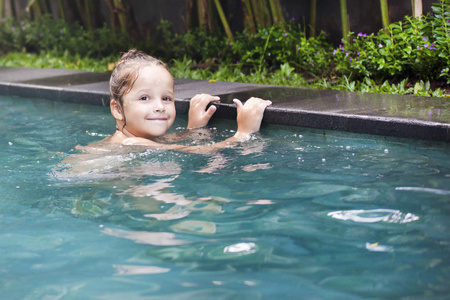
[224, 242, 256, 254]
[113, 264, 170, 276]
[327, 209, 419, 224]
[395, 186, 450, 195]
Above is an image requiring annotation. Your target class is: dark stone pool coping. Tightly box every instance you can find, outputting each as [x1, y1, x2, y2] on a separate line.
[1, 66, 449, 142]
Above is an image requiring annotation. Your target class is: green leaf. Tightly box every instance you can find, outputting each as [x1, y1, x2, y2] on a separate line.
[414, 82, 422, 94]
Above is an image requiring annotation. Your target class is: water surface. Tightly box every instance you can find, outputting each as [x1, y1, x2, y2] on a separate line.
[1, 95, 449, 299]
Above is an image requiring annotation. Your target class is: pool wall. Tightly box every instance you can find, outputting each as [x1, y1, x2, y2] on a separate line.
[0, 66, 449, 142]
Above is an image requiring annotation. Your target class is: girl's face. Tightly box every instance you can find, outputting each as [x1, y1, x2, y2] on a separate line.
[120, 65, 175, 138]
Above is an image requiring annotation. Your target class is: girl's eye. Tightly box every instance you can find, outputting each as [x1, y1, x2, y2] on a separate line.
[163, 96, 173, 102]
[139, 96, 150, 101]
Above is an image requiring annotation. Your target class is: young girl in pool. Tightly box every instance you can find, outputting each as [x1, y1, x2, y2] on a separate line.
[59, 49, 271, 213]
[60, 49, 271, 177]
[99, 48, 272, 152]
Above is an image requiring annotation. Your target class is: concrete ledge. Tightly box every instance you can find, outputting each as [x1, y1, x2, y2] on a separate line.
[1, 66, 449, 142]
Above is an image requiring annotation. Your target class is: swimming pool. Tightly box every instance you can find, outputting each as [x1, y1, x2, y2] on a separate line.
[1, 95, 449, 299]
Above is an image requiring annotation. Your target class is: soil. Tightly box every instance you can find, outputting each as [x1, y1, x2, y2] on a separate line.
[428, 80, 450, 95]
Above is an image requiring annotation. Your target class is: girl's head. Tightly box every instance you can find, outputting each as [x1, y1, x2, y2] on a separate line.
[110, 49, 172, 109]
[109, 49, 176, 139]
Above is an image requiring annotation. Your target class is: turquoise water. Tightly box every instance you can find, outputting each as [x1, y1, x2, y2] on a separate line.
[1, 95, 449, 299]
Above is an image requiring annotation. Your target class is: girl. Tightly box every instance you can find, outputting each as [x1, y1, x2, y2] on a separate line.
[58, 49, 271, 206]
[65, 49, 271, 162]
[103, 49, 272, 152]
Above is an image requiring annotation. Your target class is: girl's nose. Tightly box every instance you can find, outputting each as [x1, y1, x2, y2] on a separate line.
[153, 99, 166, 112]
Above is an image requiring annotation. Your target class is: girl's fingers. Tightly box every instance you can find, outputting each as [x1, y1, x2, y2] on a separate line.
[235, 97, 272, 113]
[205, 105, 217, 118]
[191, 94, 218, 102]
[210, 96, 220, 103]
[233, 98, 244, 112]
[194, 94, 220, 109]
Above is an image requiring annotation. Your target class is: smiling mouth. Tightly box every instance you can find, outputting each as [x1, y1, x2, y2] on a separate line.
[147, 118, 167, 121]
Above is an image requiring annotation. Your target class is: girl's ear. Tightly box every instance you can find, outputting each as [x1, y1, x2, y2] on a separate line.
[110, 99, 124, 121]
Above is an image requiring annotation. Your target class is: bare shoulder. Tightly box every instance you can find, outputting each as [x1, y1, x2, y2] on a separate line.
[122, 136, 160, 147]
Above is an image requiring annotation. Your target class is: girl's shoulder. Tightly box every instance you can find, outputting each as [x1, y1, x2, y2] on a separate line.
[121, 136, 161, 148]
[107, 131, 161, 148]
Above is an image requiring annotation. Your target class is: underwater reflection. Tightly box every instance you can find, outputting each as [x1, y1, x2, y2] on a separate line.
[56, 147, 182, 180]
[125, 176, 191, 206]
[113, 264, 171, 276]
[51, 132, 275, 250]
[102, 227, 190, 246]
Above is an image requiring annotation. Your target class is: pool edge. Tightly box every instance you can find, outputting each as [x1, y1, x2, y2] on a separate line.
[0, 67, 449, 143]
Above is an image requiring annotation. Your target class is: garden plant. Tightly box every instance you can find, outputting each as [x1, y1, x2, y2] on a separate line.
[0, 0, 448, 97]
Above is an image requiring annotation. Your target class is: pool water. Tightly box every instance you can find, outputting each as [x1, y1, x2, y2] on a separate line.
[1, 95, 449, 299]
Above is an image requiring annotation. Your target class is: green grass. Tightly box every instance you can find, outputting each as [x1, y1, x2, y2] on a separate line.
[0, 51, 447, 97]
[0, 51, 117, 72]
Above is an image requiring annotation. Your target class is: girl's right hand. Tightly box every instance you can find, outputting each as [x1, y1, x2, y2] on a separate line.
[187, 93, 221, 129]
[233, 97, 272, 139]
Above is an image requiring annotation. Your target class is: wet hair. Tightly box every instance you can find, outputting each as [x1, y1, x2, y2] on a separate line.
[109, 49, 171, 109]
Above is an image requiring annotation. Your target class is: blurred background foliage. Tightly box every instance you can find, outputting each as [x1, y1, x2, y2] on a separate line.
[0, 0, 448, 96]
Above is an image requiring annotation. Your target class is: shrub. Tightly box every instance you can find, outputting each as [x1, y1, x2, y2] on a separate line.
[333, 0, 450, 83]
[155, 20, 228, 63]
[0, 0, 448, 92]
[230, 21, 332, 76]
[156, 20, 332, 78]
[0, 15, 134, 58]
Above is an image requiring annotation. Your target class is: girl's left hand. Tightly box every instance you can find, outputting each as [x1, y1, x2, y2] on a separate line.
[187, 93, 220, 129]
[233, 97, 272, 138]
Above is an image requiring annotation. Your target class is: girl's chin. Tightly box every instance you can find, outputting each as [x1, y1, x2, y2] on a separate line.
[143, 131, 167, 138]
[142, 127, 170, 138]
